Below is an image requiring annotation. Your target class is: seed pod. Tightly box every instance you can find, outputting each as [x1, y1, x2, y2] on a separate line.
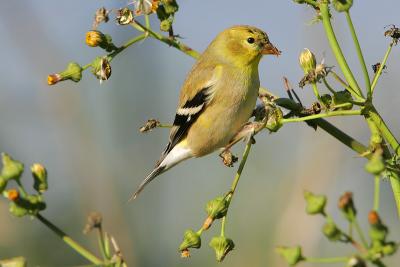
[209, 236, 235, 262]
[179, 229, 201, 252]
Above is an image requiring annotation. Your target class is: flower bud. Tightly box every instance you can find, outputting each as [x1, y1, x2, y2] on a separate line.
[321, 94, 333, 108]
[338, 191, 357, 221]
[6, 188, 19, 201]
[322, 221, 342, 241]
[382, 241, 397, 256]
[365, 151, 385, 175]
[347, 256, 366, 267]
[179, 229, 201, 252]
[86, 30, 106, 47]
[206, 197, 228, 220]
[48, 62, 83, 85]
[160, 19, 173, 32]
[91, 57, 112, 82]
[9, 202, 28, 217]
[85, 31, 117, 52]
[161, 0, 179, 15]
[209, 236, 235, 262]
[368, 211, 388, 243]
[304, 191, 326, 215]
[299, 49, 316, 74]
[276, 246, 303, 266]
[31, 163, 48, 193]
[266, 107, 283, 132]
[332, 0, 353, 12]
[116, 8, 134, 25]
[0, 153, 24, 182]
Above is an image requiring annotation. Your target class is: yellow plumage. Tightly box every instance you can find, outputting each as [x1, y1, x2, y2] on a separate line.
[131, 25, 280, 200]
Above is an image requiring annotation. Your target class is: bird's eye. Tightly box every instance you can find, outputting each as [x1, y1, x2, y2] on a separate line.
[247, 37, 255, 44]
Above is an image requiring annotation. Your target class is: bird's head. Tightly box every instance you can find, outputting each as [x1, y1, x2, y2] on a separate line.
[211, 25, 280, 67]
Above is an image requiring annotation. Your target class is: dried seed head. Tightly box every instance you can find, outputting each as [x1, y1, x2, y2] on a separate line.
[116, 8, 134, 25]
[83, 211, 103, 234]
[139, 119, 161, 133]
[219, 150, 238, 167]
[93, 7, 109, 29]
[91, 57, 112, 82]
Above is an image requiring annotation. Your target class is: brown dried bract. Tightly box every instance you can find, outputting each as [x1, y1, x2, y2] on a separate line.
[219, 150, 238, 167]
[139, 119, 161, 133]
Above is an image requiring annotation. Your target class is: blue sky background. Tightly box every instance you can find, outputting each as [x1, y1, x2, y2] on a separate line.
[0, 1, 399, 266]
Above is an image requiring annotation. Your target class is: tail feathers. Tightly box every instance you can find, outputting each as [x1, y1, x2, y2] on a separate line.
[129, 144, 193, 201]
[129, 165, 166, 201]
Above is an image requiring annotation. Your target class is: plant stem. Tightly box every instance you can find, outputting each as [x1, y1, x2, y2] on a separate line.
[36, 214, 103, 265]
[220, 216, 226, 237]
[281, 109, 361, 123]
[330, 71, 362, 100]
[97, 226, 109, 260]
[319, 3, 364, 99]
[371, 43, 393, 94]
[229, 139, 253, 195]
[323, 77, 336, 94]
[312, 82, 325, 108]
[374, 175, 380, 211]
[368, 107, 400, 156]
[388, 171, 400, 218]
[353, 218, 368, 247]
[133, 20, 200, 59]
[345, 11, 371, 96]
[109, 34, 147, 60]
[305, 257, 348, 263]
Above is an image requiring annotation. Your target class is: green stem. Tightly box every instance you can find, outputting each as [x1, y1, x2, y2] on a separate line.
[368, 107, 400, 156]
[220, 216, 226, 237]
[305, 257, 348, 263]
[281, 109, 361, 123]
[374, 175, 380, 211]
[320, 3, 364, 99]
[352, 218, 368, 248]
[345, 11, 371, 96]
[36, 214, 103, 265]
[312, 82, 325, 108]
[229, 139, 253, 195]
[323, 77, 336, 94]
[97, 226, 109, 260]
[388, 171, 400, 218]
[109, 34, 147, 60]
[133, 20, 200, 59]
[371, 44, 393, 94]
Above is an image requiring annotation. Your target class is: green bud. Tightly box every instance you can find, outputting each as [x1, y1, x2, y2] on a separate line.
[60, 62, 83, 83]
[0, 257, 27, 267]
[161, 0, 179, 15]
[209, 236, 235, 262]
[332, 0, 353, 12]
[365, 152, 385, 175]
[0, 177, 7, 193]
[382, 242, 397, 256]
[179, 229, 201, 251]
[26, 194, 46, 214]
[160, 19, 173, 32]
[206, 197, 229, 220]
[304, 191, 326, 215]
[31, 163, 48, 193]
[276, 246, 303, 266]
[322, 221, 342, 241]
[266, 107, 283, 132]
[338, 191, 357, 221]
[293, 0, 306, 3]
[369, 223, 388, 243]
[347, 256, 366, 267]
[299, 49, 316, 74]
[85, 31, 117, 52]
[0, 153, 24, 182]
[9, 202, 28, 217]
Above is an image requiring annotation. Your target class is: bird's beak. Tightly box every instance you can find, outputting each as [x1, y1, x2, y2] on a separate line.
[262, 42, 281, 56]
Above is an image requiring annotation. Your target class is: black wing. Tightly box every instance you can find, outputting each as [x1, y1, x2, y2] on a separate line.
[157, 87, 211, 164]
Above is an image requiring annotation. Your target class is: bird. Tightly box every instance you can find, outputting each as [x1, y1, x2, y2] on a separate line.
[131, 25, 280, 200]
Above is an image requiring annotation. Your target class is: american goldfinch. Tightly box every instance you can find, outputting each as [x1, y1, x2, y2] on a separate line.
[132, 25, 280, 200]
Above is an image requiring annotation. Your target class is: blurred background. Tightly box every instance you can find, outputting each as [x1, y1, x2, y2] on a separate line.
[0, 0, 399, 266]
